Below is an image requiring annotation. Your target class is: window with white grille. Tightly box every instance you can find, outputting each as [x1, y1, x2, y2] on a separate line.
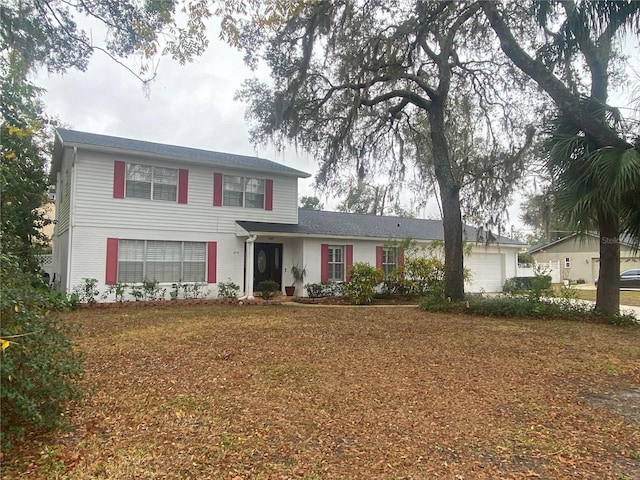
[125, 164, 177, 201]
[118, 240, 205, 283]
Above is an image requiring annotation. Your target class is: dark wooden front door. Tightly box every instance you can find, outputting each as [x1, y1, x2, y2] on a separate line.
[254, 243, 283, 288]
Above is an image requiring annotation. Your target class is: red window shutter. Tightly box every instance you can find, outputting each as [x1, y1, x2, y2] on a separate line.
[346, 244, 353, 281]
[398, 247, 405, 266]
[113, 161, 125, 198]
[376, 246, 383, 269]
[265, 179, 273, 210]
[321, 244, 329, 282]
[178, 169, 189, 204]
[207, 242, 217, 283]
[105, 238, 119, 285]
[213, 173, 223, 206]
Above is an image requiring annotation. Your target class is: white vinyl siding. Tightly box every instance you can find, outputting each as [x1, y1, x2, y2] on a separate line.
[126, 163, 177, 201]
[72, 152, 299, 232]
[118, 239, 205, 283]
[223, 175, 265, 208]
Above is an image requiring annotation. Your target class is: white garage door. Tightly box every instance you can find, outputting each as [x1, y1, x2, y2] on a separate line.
[465, 253, 505, 293]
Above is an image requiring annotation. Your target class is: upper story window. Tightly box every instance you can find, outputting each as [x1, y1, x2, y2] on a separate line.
[126, 163, 178, 201]
[564, 257, 571, 269]
[223, 175, 265, 208]
[382, 247, 398, 275]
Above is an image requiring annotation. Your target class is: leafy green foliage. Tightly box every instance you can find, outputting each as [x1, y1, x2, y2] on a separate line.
[383, 256, 447, 296]
[299, 196, 323, 210]
[420, 288, 638, 326]
[517, 252, 535, 265]
[141, 280, 165, 301]
[103, 282, 128, 303]
[519, 191, 567, 245]
[0, 252, 83, 452]
[503, 275, 552, 297]
[0, 0, 214, 80]
[218, 280, 240, 298]
[483, 1, 640, 315]
[257, 280, 280, 300]
[237, 1, 539, 301]
[1, 53, 52, 276]
[305, 282, 344, 298]
[344, 263, 383, 305]
[72, 278, 100, 304]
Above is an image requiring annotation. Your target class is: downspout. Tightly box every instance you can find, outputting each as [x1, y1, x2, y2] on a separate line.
[242, 234, 257, 300]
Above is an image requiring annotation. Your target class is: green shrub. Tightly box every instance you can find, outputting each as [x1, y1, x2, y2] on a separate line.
[142, 280, 165, 300]
[1, 253, 83, 452]
[344, 263, 383, 305]
[218, 280, 240, 298]
[503, 276, 533, 294]
[528, 274, 553, 301]
[503, 275, 552, 297]
[423, 293, 638, 324]
[384, 256, 457, 297]
[305, 281, 343, 298]
[181, 282, 206, 299]
[129, 284, 144, 301]
[72, 278, 100, 304]
[102, 282, 127, 303]
[517, 252, 534, 265]
[257, 279, 280, 300]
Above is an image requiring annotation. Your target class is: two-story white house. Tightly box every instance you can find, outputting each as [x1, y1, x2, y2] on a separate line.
[50, 129, 523, 300]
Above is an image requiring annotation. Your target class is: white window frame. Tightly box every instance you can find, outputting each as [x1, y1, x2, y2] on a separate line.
[125, 163, 178, 202]
[222, 175, 265, 208]
[328, 245, 345, 282]
[118, 240, 205, 283]
[382, 247, 398, 275]
[564, 257, 571, 269]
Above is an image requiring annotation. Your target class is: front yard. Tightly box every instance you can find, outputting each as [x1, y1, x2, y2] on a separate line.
[571, 289, 640, 307]
[3, 304, 639, 479]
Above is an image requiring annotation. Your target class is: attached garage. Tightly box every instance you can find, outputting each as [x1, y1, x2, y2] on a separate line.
[465, 253, 505, 293]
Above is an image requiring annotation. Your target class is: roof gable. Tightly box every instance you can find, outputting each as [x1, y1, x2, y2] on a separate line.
[52, 128, 311, 179]
[528, 232, 635, 254]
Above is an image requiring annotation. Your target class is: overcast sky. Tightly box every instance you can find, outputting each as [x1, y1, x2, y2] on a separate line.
[34, 19, 322, 200]
[32, 16, 639, 236]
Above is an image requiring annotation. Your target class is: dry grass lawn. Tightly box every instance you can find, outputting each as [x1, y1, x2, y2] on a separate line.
[571, 289, 640, 307]
[3, 304, 640, 479]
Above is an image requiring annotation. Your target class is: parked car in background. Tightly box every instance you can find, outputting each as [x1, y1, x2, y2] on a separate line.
[595, 269, 640, 288]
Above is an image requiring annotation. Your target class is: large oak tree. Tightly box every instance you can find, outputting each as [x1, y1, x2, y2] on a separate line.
[238, 0, 537, 301]
[482, 1, 640, 314]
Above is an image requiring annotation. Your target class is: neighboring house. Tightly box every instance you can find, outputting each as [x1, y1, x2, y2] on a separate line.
[37, 202, 56, 246]
[50, 129, 523, 300]
[528, 233, 640, 284]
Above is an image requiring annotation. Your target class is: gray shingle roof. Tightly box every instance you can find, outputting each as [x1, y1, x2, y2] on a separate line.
[238, 209, 524, 245]
[53, 128, 311, 178]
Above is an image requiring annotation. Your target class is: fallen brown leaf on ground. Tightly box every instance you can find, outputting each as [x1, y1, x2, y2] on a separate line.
[3, 304, 639, 479]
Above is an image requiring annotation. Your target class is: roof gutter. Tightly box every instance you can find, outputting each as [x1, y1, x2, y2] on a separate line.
[57, 142, 311, 179]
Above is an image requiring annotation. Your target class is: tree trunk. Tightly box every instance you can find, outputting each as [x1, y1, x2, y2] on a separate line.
[595, 212, 620, 315]
[429, 102, 465, 301]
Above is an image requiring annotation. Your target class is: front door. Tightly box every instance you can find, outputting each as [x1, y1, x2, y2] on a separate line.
[254, 243, 283, 289]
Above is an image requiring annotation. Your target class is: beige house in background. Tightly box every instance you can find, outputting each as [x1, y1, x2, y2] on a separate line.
[38, 202, 55, 246]
[528, 233, 640, 284]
